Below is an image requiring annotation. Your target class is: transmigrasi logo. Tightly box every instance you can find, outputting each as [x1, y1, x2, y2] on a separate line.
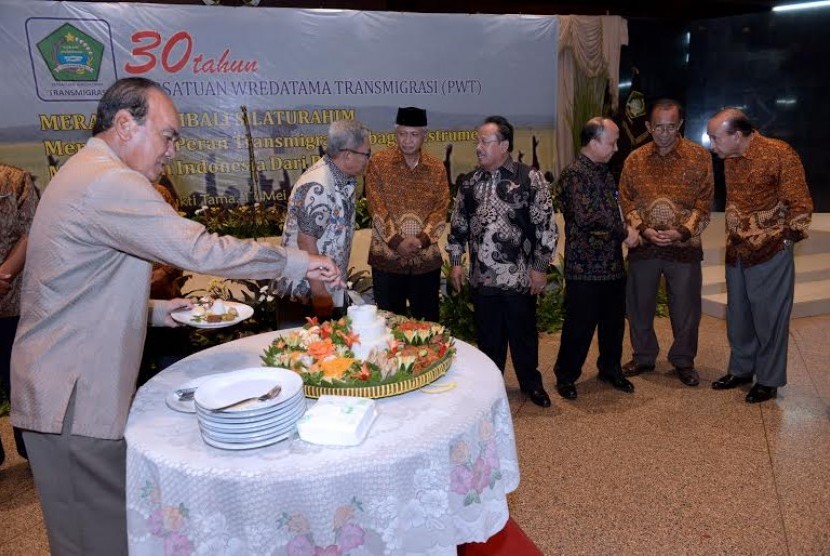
[37, 23, 104, 82]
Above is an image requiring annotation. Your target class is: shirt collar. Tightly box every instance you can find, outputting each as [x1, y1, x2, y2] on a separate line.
[499, 156, 517, 175]
[740, 131, 762, 160]
[476, 155, 516, 180]
[324, 155, 354, 188]
[646, 139, 684, 160]
[391, 146, 422, 169]
[576, 152, 606, 169]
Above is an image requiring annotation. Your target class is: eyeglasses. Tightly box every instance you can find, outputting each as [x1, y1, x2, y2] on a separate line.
[476, 137, 502, 146]
[343, 148, 371, 159]
[650, 124, 680, 134]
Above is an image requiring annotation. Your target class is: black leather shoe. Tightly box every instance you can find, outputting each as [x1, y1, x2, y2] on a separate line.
[622, 359, 655, 377]
[676, 367, 700, 387]
[712, 373, 753, 390]
[746, 383, 777, 403]
[556, 383, 577, 400]
[598, 373, 635, 393]
[523, 388, 552, 408]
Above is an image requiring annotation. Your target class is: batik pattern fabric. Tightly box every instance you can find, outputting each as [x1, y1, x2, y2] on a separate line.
[723, 133, 813, 267]
[446, 158, 557, 294]
[364, 147, 449, 274]
[0, 164, 38, 318]
[277, 156, 356, 303]
[557, 154, 627, 281]
[618, 138, 714, 263]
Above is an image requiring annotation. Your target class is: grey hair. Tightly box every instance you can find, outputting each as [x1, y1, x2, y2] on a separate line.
[326, 120, 371, 157]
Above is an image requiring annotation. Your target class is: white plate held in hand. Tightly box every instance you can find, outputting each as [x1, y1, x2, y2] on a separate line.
[171, 301, 254, 329]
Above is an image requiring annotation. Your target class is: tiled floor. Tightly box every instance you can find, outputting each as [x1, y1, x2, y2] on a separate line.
[2, 314, 829, 554]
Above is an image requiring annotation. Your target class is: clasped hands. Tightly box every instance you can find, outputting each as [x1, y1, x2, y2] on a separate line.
[397, 236, 422, 258]
[640, 227, 683, 247]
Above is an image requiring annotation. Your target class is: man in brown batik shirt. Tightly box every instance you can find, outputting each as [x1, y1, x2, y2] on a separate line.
[364, 107, 449, 321]
[707, 108, 812, 403]
[619, 99, 714, 387]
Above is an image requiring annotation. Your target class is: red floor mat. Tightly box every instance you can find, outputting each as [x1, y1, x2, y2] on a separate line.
[457, 517, 543, 555]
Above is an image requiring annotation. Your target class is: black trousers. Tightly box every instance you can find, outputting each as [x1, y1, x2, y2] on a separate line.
[554, 278, 626, 385]
[372, 268, 441, 322]
[472, 290, 544, 391]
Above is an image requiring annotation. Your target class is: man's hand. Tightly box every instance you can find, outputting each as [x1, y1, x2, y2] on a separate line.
[397, 237, 421, 258]
[642, 228, 680, 247]
[659, 229, 683, 243]
[161, 298, 193, 327]
[450, 265, 465, 293]
[624, 226, 641, 248]
[529, 269, 547, 295]
[306, 255, 345, 288]
[0, 273, 11, 297]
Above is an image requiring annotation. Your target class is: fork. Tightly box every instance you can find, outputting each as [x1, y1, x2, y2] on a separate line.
[208, 384, 282, 412]
[175, 387, 198, 401]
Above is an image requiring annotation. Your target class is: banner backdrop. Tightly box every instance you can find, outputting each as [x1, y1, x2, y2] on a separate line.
[0, 1, 558, 209]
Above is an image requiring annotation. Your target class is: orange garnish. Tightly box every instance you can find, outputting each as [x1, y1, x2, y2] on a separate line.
[397, 321, 431, 331]
[306, 339, 336, 359]
[336, 329, 361, 348]
[319, 357, 356, 379]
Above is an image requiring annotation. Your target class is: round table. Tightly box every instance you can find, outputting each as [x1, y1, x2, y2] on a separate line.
[125, 331, 520, 555]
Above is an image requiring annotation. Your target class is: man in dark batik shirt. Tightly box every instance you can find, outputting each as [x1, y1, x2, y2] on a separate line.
[553, 117, 640, 401]
[447, 115, 558, 408]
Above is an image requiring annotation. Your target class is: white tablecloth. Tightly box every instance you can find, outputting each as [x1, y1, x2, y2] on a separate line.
[125, 332, 520, 555]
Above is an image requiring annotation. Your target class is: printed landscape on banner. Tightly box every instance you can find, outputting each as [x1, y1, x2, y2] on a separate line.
[0, 1, 559, 209]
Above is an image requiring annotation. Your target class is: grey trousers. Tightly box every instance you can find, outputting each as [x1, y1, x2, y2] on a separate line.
[726, 245, 794, 387]
[22, 390, 128, 556]
[626, 258, 702, 369]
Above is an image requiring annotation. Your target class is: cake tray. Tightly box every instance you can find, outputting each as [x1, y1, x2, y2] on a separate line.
[302, 356, 452, 399]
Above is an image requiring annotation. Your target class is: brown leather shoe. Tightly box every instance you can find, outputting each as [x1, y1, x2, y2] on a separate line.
[622, 359, 655, 377]
[676, 367, 700, 387]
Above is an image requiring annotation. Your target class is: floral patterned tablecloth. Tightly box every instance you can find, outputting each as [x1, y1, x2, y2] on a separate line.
[125, 332, 520, 556]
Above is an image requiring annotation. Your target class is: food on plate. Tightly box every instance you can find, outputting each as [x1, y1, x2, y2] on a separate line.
[190, 296, 239, 323]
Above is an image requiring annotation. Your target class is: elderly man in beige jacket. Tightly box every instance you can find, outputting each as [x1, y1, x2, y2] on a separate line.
[11, 77, 341, 555]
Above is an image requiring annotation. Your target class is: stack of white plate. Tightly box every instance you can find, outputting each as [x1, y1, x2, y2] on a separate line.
[193, 367, 306, 450]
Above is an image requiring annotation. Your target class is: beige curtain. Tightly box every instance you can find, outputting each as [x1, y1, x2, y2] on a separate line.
[556, 15, 628, 173]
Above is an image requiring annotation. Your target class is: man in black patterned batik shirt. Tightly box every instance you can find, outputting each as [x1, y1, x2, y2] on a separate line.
[447, 115, 558, 408]
[552, 117, 640, 401]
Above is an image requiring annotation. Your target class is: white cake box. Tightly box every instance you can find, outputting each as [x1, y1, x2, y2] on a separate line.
[296, 395, 378, 446]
